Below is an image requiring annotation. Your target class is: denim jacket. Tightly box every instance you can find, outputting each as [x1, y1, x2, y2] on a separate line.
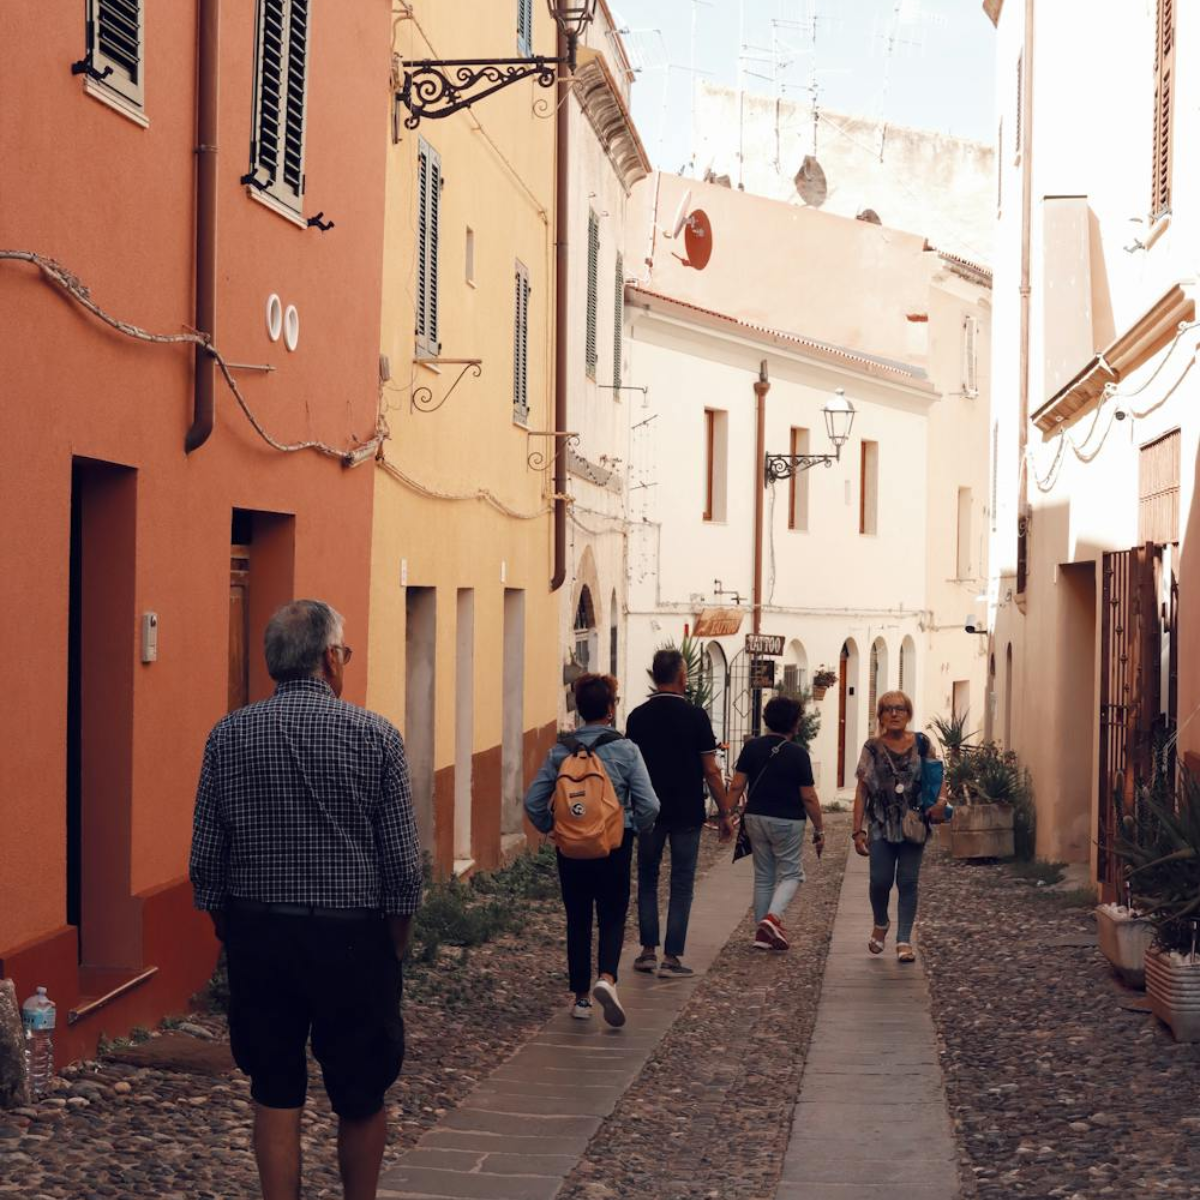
[523, 724, 660, 835]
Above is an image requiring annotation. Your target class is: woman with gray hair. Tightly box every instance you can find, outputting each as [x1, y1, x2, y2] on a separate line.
[851, 690, 948, 963]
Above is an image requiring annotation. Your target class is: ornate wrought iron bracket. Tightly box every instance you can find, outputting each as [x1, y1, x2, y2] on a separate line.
[764, 451, 840, 485]
[527, 430, 580, 471]
[411, 359, 482, 414]
[399, 56, 564, 129]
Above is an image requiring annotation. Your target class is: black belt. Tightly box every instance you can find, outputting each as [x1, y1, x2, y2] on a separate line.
[228, 898, 381, 921]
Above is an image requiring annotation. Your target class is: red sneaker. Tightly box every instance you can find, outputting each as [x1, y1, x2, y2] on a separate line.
[757, 914, 789, 950]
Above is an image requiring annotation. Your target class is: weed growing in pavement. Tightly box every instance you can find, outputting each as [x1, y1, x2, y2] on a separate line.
[1008, 859, 1067, 886]
[472, 843, 558, 901]
[1029, 886, 1096, 910]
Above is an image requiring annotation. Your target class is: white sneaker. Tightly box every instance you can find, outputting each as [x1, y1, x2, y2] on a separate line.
[572, 997, 593, 1020]
[591, 979, 627, 1028]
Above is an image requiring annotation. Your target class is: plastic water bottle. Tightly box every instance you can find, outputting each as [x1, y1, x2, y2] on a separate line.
[21, 986, 56, 1099]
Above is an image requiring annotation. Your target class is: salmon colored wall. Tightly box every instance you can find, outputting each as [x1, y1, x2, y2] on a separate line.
[0, 3, 391, 1041]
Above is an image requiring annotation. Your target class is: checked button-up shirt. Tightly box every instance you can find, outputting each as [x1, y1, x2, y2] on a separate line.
[189, 678, 423, 917]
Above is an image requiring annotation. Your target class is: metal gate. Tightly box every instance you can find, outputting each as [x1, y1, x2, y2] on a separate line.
[1097, 543, 1175, 896]
[719, 648, 772, 755]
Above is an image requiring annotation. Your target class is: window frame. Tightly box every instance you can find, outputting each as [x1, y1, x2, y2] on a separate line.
[512, 260, 531, 426]
[84, 0, 146, 114]
[788, 427, 810, 531]
[247, 0, 312, 216]
[1151, 0, 1175, 221]
[613, 252, 624, 392]
[963, 314, 980, 398]
[585, 210, 599, 380]
[517, 0, 534, 57]
[416, 137, 443, 359]
[859, 440, 879, 536]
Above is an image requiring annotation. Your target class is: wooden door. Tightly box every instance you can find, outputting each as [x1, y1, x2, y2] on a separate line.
[837, 645, 849, 787]
[228, 546, 250, 712]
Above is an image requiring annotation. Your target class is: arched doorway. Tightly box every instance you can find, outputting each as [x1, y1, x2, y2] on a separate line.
[1004, 642, 1013, 747]
[899, 635, 916, 699]
[783, 638, 809, 695]
[609, 589, 619, 679]
[868, 637, 888, 721]
[574, 586, 597, 673]
[838, 639, 860, 789]
[706, 641, 728, 747]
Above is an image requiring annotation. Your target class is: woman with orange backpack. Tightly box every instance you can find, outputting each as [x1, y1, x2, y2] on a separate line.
[524, 674, 660, 1026]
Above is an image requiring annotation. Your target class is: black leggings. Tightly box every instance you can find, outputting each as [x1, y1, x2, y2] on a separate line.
[556, 830, 635, 995]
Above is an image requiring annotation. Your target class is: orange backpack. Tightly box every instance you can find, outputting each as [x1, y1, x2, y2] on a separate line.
[552, 733, 626, 859]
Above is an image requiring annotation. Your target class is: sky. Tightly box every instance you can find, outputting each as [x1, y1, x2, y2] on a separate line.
[609, 0, 997, 175]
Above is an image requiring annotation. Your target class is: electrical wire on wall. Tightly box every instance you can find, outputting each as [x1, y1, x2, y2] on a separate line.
[1029, 319, 1200, 494]
[1, 250, 384, 465]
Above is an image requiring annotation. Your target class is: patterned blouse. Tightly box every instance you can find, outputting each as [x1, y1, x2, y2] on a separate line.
[855, 736, 933, 844]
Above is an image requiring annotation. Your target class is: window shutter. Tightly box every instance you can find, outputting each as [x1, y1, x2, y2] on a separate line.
[1014, 53, 1023, 158]
[1152, 0, 1175, 219]
[513, 261, 530, 423]
[1138, 428, 1181, 543]
[996, 119, 1003, 211]
[990, 421, 999, 533]
[612, 253, 624, 391]
[249, 0, 310, 211]
[586, 211, 599, 379]
[518, 0, 533, 56]
[89, 0, 144, 108]
[417, 139, 442, 357]
[963, 315, 979, 397]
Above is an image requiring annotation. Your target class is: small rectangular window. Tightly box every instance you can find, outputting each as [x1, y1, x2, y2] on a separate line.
[416, 138, 442, 357]
[788, 427, 810, 531]
[586, 211, 599, 379]
[465, 227, 475, 286]
[703, 409, 728, 522]
[248, 0, 311, 213]
[613, 253, 624, 392]
[513, 261, 530, 424]
[84, 0, 145, 110]
[517, 0, 533, 57]
[956, 487, 973, 579]
[963, 315, 979, 397]
[859, 440, 879, 536]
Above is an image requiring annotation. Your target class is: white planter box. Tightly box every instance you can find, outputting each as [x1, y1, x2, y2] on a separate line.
[1145, 946, 1200, 1043]
[1094, 904, 1155, 988]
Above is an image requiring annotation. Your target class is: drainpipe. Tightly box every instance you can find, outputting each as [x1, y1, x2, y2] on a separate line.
[550, 27, 570, 591]
[186, 0, 219, 454]
[752, 360, 769, 635]
[1017, 0, 1034, 513]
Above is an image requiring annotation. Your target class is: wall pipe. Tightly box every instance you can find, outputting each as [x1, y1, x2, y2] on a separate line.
[752, 360, 769, 635]
[550, 27, 570, 591]
[186, 0, 219, 454]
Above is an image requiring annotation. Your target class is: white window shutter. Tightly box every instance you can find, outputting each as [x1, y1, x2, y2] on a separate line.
[417, 139, 442, 357]
[90, 0, 145, 108]
[249, 0, 310, 211]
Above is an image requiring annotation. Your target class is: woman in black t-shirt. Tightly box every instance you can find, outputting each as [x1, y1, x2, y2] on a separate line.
[727, 695, 825, 951]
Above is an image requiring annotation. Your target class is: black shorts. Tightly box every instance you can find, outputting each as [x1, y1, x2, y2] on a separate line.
[223, 908, 404, 1119]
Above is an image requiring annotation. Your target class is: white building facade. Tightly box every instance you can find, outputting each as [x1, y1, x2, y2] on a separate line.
[557, 9, 650, 726]
[623, 174, 992, 793]
[985, 0, 1200, 884]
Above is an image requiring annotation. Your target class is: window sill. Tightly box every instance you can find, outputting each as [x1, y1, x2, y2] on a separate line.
[246, 186, 309, 230]
[416, 358, 443, 375]
[512, 409, 530, 429]
[1145, 212, 1171, 250]
[84, 77, 149, 128]
[466, 279, 478, 290]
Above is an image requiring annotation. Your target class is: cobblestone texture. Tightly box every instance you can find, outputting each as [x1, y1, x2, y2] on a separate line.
[919, 846, 1200, 1199]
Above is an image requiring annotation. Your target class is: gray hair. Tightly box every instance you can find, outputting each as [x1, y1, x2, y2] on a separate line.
[264, 600, 343, 681]
[651, 648, 685, 686]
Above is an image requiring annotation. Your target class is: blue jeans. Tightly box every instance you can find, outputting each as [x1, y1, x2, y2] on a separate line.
[868, 837, 926, 943]
[637, 824, 702, 957]
[744, 814, 805, 923]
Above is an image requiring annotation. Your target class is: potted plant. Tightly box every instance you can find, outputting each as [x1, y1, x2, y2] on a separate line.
[1116, 765, 1200, 1042]
[931, 716, 1017, 860]
[811, 667, 838, 701]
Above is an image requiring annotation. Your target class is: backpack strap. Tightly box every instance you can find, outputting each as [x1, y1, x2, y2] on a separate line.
[589, 730, 625, 749]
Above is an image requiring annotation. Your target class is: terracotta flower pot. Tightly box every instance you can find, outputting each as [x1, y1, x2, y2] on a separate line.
[1094, 905, 1155, 988]
[811, 685, 828, 701]
[1145, 946, 1200, 1043]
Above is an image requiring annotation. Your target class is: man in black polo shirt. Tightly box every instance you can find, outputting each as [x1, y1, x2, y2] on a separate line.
[626, 648, 733, 976]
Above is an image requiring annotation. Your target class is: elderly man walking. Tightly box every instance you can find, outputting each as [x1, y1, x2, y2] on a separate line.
[190, 599, 422, 1200]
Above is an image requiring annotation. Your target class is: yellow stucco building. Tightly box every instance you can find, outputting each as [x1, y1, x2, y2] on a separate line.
[370, 3, 561, 875]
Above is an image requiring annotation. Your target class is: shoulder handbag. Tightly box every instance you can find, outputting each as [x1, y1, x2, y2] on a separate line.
[879, 738, 929, 845]
[915, 733, 945, 813]
[733, 741, 785, 862]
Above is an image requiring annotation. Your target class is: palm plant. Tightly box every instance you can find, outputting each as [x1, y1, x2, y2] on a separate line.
[929, 711, 976, 766]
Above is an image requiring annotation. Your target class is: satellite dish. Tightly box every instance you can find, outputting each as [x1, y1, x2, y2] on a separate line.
[683, 209, 712, 270]
[668, 189, 693, 238]
[794, 156, 828, 208]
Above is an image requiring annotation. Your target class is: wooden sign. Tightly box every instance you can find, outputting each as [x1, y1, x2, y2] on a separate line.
[744, 633, 784, 657]
[693, 607, 744, 638]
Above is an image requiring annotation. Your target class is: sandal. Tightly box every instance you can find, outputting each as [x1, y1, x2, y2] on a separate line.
[868, 924, 889, 955]
[896, 943, 916, 964]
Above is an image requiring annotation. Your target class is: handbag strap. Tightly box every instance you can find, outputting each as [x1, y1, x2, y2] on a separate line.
[744, 739, 786, 808]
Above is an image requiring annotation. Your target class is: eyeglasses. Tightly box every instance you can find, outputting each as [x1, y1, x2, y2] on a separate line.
[881, 705, 909, 716]
[331, 644, 353, 664]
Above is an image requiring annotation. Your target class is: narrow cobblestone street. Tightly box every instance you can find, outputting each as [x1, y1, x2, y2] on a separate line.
[5, 822, 1200, 1199]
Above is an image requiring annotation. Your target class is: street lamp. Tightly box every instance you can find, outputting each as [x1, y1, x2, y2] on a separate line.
[764, 388, 857, 484]
[398, 1, 600, 129]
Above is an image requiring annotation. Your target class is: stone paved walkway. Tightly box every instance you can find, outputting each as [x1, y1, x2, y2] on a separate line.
[378, 851, 747, 1199]
[773, 848, 961, 1200]
[379, 843, 962, 1200]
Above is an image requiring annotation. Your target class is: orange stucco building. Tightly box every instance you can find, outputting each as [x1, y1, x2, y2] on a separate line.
[0, 2, 391, 1059]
